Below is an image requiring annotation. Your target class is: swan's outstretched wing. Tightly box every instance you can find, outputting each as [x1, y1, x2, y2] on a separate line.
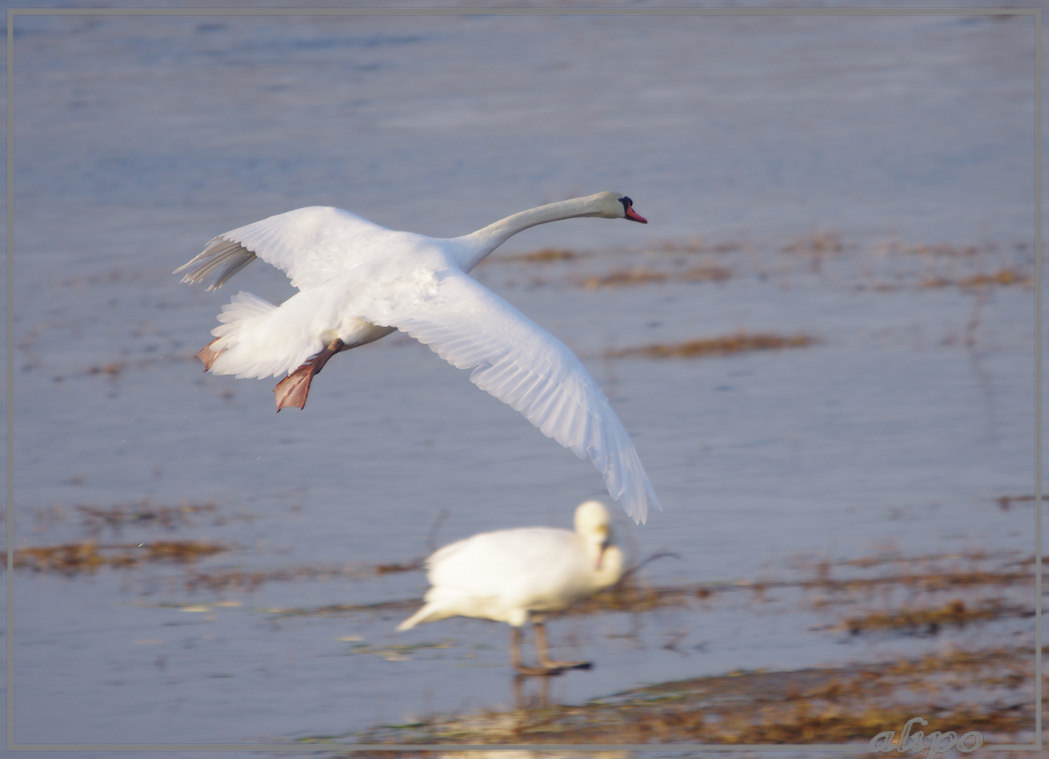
[174, 207, 391, 292]
[363, 270, 660, 524]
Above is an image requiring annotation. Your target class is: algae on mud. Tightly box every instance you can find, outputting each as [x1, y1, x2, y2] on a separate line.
[4, 539, 227, 574]
[340, 645, 1035, 748]
[607, 332, 819, 360]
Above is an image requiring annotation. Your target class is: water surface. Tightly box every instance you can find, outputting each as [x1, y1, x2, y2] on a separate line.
[5, 6, 1042, 753]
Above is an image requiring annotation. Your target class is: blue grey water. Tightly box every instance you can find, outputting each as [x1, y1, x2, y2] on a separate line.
[5, 7, 1042, 752]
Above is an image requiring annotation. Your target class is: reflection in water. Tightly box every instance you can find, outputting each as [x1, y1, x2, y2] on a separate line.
[512, 671, 554, 709]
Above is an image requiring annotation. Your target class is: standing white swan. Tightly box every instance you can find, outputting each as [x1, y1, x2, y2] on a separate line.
[397, 500, 624, 675]
[175, 192, 659, 523]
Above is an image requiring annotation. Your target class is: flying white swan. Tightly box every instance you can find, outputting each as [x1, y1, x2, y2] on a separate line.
[397, 500, 624, 675]
[175, 191, 659, 523]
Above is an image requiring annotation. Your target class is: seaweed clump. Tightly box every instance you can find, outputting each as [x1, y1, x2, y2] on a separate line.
[4, 540, 226, 575]
[608, 331, 818, 360]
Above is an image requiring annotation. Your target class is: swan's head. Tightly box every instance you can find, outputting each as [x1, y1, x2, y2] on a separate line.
[588, 191, 648, 224]
[574, 500, 622, 578]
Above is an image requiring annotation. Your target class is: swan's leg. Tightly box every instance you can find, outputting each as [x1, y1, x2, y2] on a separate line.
[195, 338, 224, 371]
[533, 621, 591, 673]
[511, 626, 559, 676]
[512, 621, 591, 675]
[511, 626, 528, 672]
[273, 338, 347, 412]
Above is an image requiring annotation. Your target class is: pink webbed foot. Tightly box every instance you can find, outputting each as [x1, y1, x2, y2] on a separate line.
[274, 366, 315, 411]
[273, 338, 347, 412]
[196, 339, 223, 371]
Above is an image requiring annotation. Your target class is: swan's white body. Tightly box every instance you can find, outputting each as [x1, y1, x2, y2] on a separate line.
[397, 500, 624, 673]
[175, 192, 659, 523]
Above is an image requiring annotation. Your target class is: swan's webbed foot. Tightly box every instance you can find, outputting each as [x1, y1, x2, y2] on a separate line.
[536, 657, 592, 673]
[510, 622, 592, 677]
[274, 368, 314, 411]
[273, 338, 346, 412]
[195, 339, 224, 371]
[534, 621, 591, 673]
[514, 660, 592, 677]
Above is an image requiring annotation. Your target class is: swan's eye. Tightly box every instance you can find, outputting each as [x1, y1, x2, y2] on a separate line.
[618, 196, 634, 212]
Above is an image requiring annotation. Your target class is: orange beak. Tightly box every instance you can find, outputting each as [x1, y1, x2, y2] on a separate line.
[624, 205, 647, 224]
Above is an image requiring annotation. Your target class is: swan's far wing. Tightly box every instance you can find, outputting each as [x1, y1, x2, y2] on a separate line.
[174, 207, 389, 292]
[363, 270, 660, 524]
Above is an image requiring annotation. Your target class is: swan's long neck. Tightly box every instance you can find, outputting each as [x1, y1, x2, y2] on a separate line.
[591, 543, 624, 587]
[452, 195, 604, 271]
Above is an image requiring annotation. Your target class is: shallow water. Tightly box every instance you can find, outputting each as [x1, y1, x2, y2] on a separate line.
[5, 6, 1043, 753]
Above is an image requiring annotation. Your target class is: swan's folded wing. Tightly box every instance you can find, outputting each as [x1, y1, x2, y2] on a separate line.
[174, 207, 390, 292]
[363, 270, 660, 524]
[427, 529, 567, 592]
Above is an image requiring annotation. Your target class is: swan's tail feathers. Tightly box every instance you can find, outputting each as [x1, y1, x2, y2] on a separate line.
[215, 290, 277, 330]
[174, 237, 257, 292]
[396, 604, 441, 632]
[201, 291, 310, 380]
